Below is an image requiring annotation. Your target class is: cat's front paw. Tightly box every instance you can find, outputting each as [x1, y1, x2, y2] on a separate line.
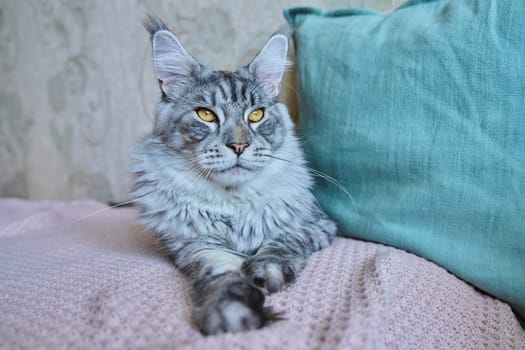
[195, 279, 278, 335]
[241, 257, 295, 293]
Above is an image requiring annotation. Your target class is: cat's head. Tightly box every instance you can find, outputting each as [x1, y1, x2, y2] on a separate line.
[144, 17, 294, 188]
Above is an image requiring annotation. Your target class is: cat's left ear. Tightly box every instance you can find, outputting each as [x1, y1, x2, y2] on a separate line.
[249, 34, 290, 98]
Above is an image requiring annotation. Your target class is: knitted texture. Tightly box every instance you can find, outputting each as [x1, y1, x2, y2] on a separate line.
[0, 199, 523, 349]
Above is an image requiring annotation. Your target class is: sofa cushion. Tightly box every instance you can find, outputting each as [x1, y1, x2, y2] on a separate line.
[285, 0, 525, 318]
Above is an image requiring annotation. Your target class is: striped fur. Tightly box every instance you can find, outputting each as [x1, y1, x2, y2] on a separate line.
[132, 17, 337, 335]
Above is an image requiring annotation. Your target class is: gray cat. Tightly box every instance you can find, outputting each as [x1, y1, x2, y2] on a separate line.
[131, 17, 337, 335]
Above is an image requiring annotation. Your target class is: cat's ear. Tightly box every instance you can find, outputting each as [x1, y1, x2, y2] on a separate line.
[145, 18, 200, 97]
[152, 31, 201, 97]
[249, 34, 290, 98]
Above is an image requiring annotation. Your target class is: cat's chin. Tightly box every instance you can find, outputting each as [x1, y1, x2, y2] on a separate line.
[210, 166, 256, 188]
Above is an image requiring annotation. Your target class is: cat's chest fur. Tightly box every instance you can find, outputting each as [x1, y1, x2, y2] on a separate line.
[171, 189, 296, 253]
[143, 179, 308, 254]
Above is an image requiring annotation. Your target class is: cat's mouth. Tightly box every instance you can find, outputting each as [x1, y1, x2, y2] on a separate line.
[218, 164, 251, 173]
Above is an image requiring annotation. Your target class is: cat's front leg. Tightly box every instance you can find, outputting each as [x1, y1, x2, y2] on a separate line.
[241, 238, 311, 293]
[174, 244, 279, 335]
[192, 270, 278, 335]
[242, 223, 336, 293]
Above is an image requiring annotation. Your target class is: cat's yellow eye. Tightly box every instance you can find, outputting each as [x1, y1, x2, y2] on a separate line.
[248, 109, 264, 123]
[196, 108, 216, 122]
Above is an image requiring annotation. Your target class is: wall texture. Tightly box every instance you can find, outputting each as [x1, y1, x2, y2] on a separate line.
[0, 0, 402, 202]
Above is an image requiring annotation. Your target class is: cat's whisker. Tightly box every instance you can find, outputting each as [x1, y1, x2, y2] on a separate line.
[307, 169, 358, 214]
[280, 81, 301, 104]
[204, 168, 213, 181]
[295, 135, 312, 147]
[66, 204, 128, 227]
[264, 154, 358, 214]
[65, 192, 152, 227]
[187, 168, 206, 190]
[188, 163, 203, 175]
[250, 81, 282, 96]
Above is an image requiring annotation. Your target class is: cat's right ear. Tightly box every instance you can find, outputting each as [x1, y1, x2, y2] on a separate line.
[145, 17, 200, 98]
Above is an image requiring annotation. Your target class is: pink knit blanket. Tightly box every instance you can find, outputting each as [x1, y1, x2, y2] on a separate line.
[0, 199, 523, 349]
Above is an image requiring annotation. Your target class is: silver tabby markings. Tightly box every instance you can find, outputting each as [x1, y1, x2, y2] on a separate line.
[131, 17, 337, 335]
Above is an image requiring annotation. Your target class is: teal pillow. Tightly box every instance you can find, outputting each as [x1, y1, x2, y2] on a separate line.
[285, 0, 525, 319]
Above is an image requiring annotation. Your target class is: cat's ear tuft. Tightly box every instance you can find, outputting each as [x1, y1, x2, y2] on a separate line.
[145, 18, 200, 98]
[143, 15, 170, 39]
[249, 34, 290, 98]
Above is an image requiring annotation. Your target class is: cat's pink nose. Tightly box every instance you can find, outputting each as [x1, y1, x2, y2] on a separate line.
[226, 143, 249, 155]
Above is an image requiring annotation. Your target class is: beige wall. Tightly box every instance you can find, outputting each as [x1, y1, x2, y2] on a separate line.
[0, 0, 402, 202]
